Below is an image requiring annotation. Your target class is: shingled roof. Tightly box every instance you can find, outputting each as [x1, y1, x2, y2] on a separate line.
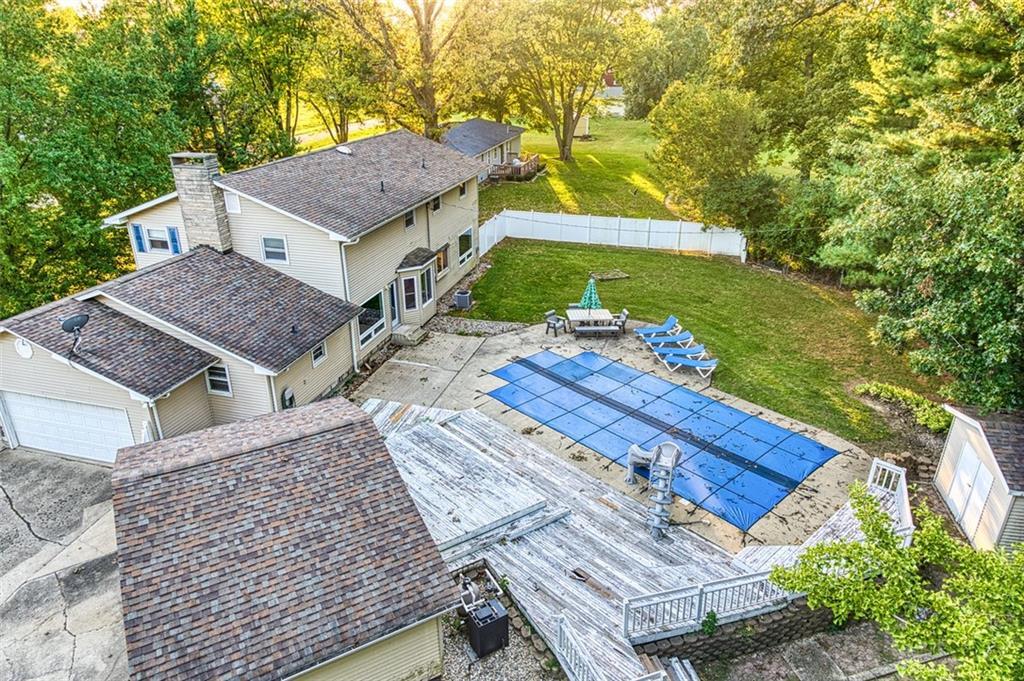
[956, 407, 1024, 491]
[95, 247, 360, 373]
[443, 118, 525, 158]
[113, 397, 459, 680]
[217, 129, 485, 241]
[0, 298, 217, 399]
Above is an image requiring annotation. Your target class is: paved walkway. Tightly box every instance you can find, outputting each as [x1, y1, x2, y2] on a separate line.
[352, 324, 873, 552]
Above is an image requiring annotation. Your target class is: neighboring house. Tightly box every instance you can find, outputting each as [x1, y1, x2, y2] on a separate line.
[113, 397, 459, 680]
[0, 129, 484, 462]
[442, 118, 524, 182]
[934, 406, 1024, 550]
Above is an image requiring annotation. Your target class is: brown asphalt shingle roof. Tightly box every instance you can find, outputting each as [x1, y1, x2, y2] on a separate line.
[0, 298, 217, 399]
[113, 397, 459, 681]
[960, 407, 1024, 491]
[217, 129, 486, 241]
[97, 247, 361, 372]
[398, 246, 438, 270]
[443, 118, 525, 158]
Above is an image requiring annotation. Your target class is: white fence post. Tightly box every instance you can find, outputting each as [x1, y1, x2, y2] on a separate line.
[616, 216, 622, 246]
[676, 220, 683, 252]
[587, 214, 592, 245]
[646, 218, 652, 248]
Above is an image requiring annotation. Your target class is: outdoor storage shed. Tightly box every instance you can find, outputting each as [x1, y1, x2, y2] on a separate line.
[934, 406, 1024, 551]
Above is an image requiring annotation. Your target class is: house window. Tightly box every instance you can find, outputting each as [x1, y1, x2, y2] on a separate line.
[431, 196, 441, 213]
[404, 210, 415, 229]
[402, 277, 417, 311]
[147, 227, 170, 253]
[310, 342, 327, 367]
[458, 227, 474, 265]
[458, 182, 467, 198]
[224, 191, 241, 214]
[358, 291, 386, 346]
[261, 235, 288, 263]
[205, 365, 232, 396]
[435, 245, 449, 278]
[419, 267, 434, 305]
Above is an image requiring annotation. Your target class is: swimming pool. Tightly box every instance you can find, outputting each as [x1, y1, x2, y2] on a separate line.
[488, 349, 838, 531]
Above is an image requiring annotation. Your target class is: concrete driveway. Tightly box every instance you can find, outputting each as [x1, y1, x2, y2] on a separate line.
[0, 448, 126, 680]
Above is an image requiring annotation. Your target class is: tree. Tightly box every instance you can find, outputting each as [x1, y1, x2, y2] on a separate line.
[336, 0, 475, 139]
[506, 0, 628, 160]
[773, 483, 1024, 681]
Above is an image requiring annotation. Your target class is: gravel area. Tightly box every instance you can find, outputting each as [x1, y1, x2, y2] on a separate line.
[426, 259, 528, 337]
[441, 614, 562, 681]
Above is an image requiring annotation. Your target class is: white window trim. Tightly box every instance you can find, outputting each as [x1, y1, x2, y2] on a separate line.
[224, 191, 242, 214]
[261, 234, 289, 264]
[205, 365, 232, 396]
[435, 246, 449, 279]
[358, 291, 387, 347]
[310, 341, 327, 368]
[458, 182, 467, 198]
[404, 210, 416, 230]
[402, 276, 418, 311]
[147, 226, 171, 253]
[431, 196, 442, 213]
[458, 227, 474, 265]
[419, 266, 434, 306]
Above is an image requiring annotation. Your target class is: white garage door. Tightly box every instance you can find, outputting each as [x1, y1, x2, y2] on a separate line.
[1, 392, 134, 463]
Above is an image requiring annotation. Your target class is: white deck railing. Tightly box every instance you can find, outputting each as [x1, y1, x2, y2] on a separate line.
[623, 571, 792, 644]
[557, 615, 604, 681]
[867, 459, 914, 547]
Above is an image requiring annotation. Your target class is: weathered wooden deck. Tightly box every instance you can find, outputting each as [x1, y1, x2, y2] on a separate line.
[364, 399, 742, 680]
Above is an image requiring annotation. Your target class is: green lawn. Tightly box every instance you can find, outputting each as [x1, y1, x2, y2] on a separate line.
[479, 117, 676, 221]
[460, 239, 938, 444]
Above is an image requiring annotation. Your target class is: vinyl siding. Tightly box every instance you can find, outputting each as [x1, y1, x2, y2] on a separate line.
[999, 496, 1024, 551]
[293, 617, 443, 681]
[0, 332, 150, 445]
[226, 195, 346, 299]
[935, 416, 1012, 550]
[94, 296, 272, 425]
[154, 372, 214, 438]
[277, 324, 354, 406]
[125, 201, 190, 270]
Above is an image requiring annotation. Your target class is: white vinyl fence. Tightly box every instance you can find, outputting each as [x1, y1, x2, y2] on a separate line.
[478, 210, 747, 261]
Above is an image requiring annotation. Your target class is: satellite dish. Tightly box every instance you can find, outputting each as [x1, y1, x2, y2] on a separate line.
[60, 314, 89, 334]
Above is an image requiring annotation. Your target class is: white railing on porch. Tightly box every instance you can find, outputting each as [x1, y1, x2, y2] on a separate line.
[867, 458, 914, 547]
[622, 571, 793, 644]
[557, 615, 603, 681]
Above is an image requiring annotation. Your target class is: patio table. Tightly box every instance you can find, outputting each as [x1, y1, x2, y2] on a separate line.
[566, 308, 614, 329]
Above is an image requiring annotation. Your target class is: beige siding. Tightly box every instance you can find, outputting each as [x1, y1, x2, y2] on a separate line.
[0, 332, 150, 444]
[999, 496, 1024, 550]
[935, 416, 1012, 550]
[226, 195, 346, 299]
[125, 201, 189, 269]
[277, 325, 354, 406]
[94, 296, 272, 425]
[154, 372, 214, 438]
[294, 617, 443, 681]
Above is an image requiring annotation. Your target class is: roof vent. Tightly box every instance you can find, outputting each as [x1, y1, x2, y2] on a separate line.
[335, 145, 353, 155]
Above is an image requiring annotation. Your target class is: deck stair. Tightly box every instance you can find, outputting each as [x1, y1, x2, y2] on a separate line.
[665, 658, 701, 681]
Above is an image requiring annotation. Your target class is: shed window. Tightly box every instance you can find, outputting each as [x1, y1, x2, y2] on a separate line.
[458, 227, 474, 265]
[311, 342, 327, 367]
[459, 182, 467, 198]
[404, 210, 415, 229]
[358, 291, 386, 346]
[431, 196, 441, 213]
[261, 235, 288, 263]
[205, 365, 232, 396]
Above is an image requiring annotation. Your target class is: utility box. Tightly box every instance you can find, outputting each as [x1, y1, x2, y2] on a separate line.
[467, 599, 508, 658]
[453, 289, 472, 310]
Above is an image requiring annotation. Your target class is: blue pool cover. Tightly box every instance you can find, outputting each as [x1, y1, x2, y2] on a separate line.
[488, 350, 839, 531]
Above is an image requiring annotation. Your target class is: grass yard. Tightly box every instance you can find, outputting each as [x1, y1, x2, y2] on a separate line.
[460, 239, 938, 444]
[479, 117, 677, 221]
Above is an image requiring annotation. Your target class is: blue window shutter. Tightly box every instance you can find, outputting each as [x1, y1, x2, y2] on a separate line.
[131, 224, 147, 252]
[168, 227, 181, 254]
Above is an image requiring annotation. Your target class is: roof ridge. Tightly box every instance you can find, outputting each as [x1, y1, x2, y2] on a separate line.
[222, 129, 410, 180]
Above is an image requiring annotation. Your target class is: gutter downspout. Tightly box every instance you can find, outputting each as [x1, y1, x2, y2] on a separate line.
[268, 375, 279, 412]
[339, 240, 361, 374]
[147, 402, 165, 440]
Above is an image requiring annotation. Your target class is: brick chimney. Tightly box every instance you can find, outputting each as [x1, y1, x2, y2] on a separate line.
[169, 152, 232, 252]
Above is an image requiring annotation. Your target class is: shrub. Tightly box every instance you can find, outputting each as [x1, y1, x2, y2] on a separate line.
[700, 610, 718, 635]
[854, 382, 952, 433]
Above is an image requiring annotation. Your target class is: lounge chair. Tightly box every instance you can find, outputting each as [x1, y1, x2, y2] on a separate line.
[634, 315, 681, 338]
[643, 331, 695, 348]
[650, 344, 706, 357]
[544, 310, 567, 336]
[613, 308, 629, 332]
[661, 355, 718, 378]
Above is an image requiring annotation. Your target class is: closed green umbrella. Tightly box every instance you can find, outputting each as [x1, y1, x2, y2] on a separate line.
[579, 277, 602, 309]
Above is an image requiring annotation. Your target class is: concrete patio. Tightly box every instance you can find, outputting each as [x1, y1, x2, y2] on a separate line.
[352, 323, 874, 551]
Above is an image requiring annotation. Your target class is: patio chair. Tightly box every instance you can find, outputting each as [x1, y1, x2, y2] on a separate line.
[613, 308, 629, 332]
[567, 303, 581, 309]
[650, 344, 707, 358]
[643, 331, 695, 348]
[634, 315, 681, 338]
[544, 310, 567, 337]
[661, 355, 718, 378]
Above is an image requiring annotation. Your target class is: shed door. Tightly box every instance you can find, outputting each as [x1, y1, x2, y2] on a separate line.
[947, 443, 981, 518]
[1, 392, 133, 463]
[960, 463, 994, 541]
